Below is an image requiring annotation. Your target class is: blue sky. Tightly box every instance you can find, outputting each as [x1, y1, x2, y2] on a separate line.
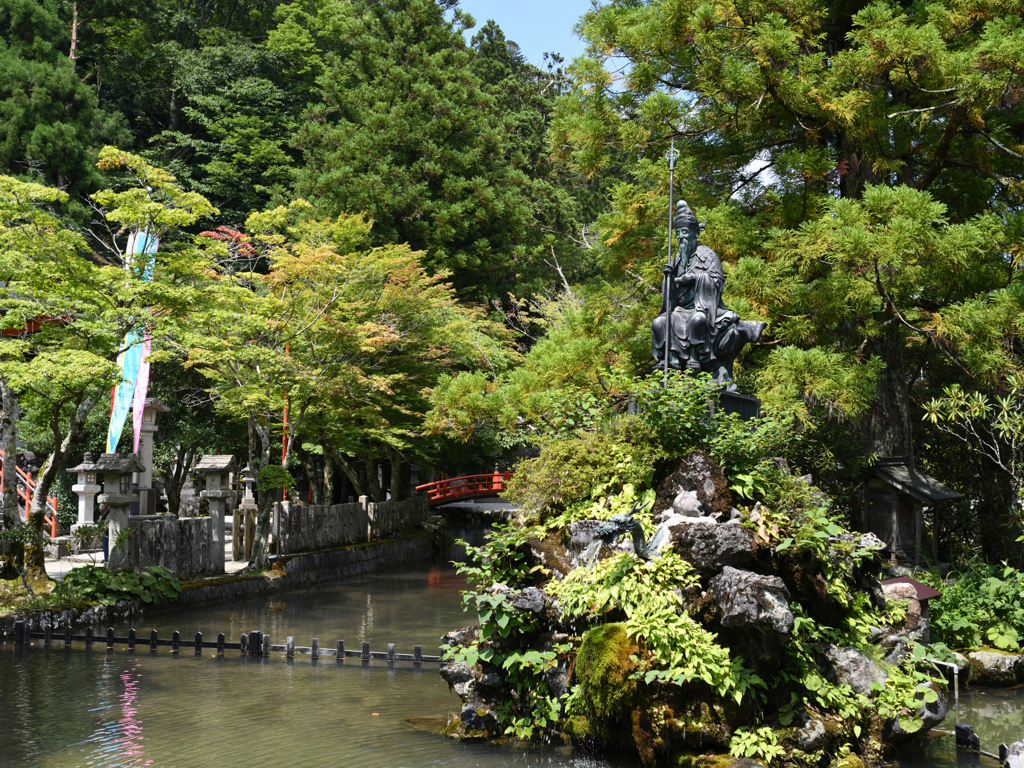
[456, 0, 591, 66]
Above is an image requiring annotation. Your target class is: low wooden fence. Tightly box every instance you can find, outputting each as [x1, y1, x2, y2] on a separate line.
[9, 620, 442, 663]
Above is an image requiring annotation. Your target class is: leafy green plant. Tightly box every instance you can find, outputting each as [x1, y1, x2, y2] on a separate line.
[928, 563, 1024, 650]
[730, 726, 786, 765]
[53, 565, 182, 606]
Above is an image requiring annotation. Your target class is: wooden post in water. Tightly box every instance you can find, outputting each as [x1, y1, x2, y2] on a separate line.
[414, 645, 422, 663]
[150, 630, 158, 651]
[43, 623, 51, 647]
[262, 635, 271, 657]
[361, 641, 370, 662]
[239, 633, 247, 657]
[195, 632, 202, 656]
[286, 636, 294, 659]
[217, 633, 225, 654]
[64, 625, 72, 649]
[85, 626, 93, 649]
[172, 630, 180, 653]
[128, 628, 135, 651]
[311, 638, 319, 660]
[14, 620, 24, 644]
[336, 640, 344, 663]
[248, 631, 260, 656]
[106, 628, 114, 651]
[387, 643, 396, 662]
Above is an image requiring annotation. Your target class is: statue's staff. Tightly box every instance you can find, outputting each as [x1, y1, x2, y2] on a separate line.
[664, 141, 680, 387]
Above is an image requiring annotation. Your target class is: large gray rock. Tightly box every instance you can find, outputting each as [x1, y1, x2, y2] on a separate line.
[511, 587, 547, 614]
[654, 450, 733, 518]
[1006, 737, 1024, 768]
[821, 645, 887, 695]
[709, 567, 794, 639]
[966, 650, 1024, 686]
[670, 522, 754, 577]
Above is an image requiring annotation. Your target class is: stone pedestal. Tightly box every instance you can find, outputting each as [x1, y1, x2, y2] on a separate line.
[70, 482, 101, 533]
[199, 489, 231, 572]
[98, 494, 135, 568]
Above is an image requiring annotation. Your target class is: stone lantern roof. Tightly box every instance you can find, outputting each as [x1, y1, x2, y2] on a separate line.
[195, 455, 239, 474]
[67, 452, 98, 474]
[93, 452, 147, 474]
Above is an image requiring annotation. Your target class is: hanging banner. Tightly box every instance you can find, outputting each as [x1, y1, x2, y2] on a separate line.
[106, 231, 158, 454]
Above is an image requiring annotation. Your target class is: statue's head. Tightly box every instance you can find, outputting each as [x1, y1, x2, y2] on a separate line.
[674, 200, 700, 257]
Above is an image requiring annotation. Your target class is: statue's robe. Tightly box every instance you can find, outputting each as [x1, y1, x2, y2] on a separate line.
[652, 244, 739, 368]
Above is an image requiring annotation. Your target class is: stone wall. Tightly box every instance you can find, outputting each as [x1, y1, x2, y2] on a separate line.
[121, 515, 220, 580]
[274, 495, 429, 556]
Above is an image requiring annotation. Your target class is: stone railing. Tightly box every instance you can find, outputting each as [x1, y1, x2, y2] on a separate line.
[114, 495, 430, 578]
[273, 495, 429, 556]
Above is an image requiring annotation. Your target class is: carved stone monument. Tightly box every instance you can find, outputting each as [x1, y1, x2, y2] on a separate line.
[652, 200, 767, 392]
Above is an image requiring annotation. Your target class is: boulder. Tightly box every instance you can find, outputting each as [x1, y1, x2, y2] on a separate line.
[654, 451, 732, 519]
[511, 586, 547, 614]
[670, 522, 755, 577]
[881, 581, 925, 636]
[820, 645, 887, 695]
[671, 489, 704, 517]
[708, 565, 794, 651]
[881, 681, 947, 748]
[795, 717, 827, 751]
[966, 650, 1024, 686]
[1006, 737, 1024, 768]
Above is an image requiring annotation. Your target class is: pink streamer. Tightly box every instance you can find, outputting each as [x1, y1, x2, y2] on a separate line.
[131, 333, 151, 454]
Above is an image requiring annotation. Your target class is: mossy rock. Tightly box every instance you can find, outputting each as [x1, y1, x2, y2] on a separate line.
[829, 754, 865, 768]
[671, 752, 735, 768]
[563, 715, 594, 741]
[575, 623, 639, 723]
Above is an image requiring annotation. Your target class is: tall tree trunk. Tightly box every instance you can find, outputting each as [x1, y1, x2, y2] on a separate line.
[388, 449, 409, 501]
[329, 448, 367, 498]
[862, 328, 913, 458]
[161, 444, 195, 517]
[366, 456, 386, 502]
[1, 378, 21, 578]
[23, 393, 98, 580]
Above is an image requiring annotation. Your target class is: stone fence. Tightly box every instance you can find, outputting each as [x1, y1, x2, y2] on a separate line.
[273, 495, 429, 556]
[121, 515, 220, 581]
[115, 495, 430, 578]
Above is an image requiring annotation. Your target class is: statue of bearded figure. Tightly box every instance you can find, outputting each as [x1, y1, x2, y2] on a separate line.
[651, 200, 767, 391]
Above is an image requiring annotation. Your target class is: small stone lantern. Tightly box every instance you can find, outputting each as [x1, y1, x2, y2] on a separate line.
[67, 452, 100, 538]
[233, 465, 258, 561]
[93, 452, 146, 568]
[195, 455, 238, 569]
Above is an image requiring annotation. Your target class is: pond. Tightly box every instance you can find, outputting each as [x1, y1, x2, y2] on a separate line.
[0, 531, 1020, 768]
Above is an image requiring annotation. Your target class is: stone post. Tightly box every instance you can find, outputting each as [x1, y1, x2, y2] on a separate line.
[67, 452, 101, 537]
[234, 465, 257, 561]
[195, 455, 238, 572]
[94, 453, 145, 569]
[134, 399, 169, 515]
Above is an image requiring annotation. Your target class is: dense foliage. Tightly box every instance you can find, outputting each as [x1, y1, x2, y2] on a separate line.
[54, 565, 182, 607]
[928, 563, 1024, 651]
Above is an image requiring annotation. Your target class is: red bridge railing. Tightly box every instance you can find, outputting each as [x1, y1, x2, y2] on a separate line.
[415, 471, 512, 507]
[0, 449, 59, 539]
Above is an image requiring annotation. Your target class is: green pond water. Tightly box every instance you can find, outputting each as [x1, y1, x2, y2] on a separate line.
[0, 534, 1020, 767]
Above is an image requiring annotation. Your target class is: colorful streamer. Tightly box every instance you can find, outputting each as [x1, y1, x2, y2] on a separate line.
[106, 231, 158, 454]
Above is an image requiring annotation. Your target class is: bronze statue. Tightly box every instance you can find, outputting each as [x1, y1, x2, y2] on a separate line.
[652, 200, 766, 391]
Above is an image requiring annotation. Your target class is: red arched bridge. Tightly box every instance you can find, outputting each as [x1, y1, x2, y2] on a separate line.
[415, 471, 512, 507]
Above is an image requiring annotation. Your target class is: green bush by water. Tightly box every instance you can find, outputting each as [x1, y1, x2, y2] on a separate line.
[928, 563, 1024, 651]
[54, 565, 182, 606]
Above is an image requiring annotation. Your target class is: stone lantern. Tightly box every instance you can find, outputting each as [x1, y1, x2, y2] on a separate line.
[94, 452, 146, 568]
[133, 398, 169, 515]
[233, 465, 258, 561]
[67, 452, 100, 539]
[195, 455, 238, 568]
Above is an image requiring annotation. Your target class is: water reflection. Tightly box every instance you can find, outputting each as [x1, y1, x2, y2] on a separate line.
[0, 562, 635, 768]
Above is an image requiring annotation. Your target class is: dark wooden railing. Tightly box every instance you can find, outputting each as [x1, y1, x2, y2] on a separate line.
[10, 620, 442, 663]
[415, 471, 512, 506]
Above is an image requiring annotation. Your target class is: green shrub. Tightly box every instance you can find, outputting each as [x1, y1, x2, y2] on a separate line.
[928, 563, 1024, 650]
[503, 416, 664, 515]
[54, 565, 182, 606]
